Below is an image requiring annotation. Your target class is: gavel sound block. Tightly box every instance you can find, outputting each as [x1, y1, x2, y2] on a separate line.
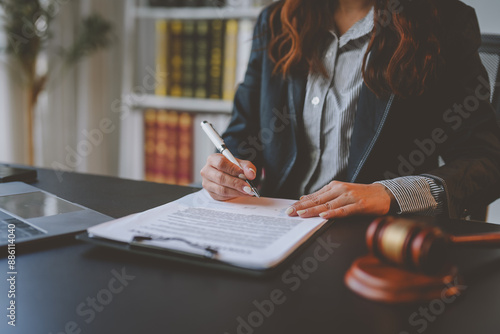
[345, 216, 500, 303]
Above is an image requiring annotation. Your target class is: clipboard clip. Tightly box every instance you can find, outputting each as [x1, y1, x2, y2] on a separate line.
[132, 235, 219, 259]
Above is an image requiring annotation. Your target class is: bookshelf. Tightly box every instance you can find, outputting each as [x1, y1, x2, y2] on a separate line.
[130, 94, 233, 113]
[135, 6, 262, 20]
[119, 0, 268, 183]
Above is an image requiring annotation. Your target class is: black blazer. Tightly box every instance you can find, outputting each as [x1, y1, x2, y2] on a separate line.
[223, 0, 500, 219]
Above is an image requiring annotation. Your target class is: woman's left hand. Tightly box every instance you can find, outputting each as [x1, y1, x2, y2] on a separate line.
[286, 181, 394, 219]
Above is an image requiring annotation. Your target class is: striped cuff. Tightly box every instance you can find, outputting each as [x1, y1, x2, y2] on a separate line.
[374, 176, 445, 215]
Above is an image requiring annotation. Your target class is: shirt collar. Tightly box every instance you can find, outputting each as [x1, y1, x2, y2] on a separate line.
[330, 6, 374, 48]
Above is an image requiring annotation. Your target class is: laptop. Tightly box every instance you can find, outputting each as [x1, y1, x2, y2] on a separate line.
[0, 182, 112, 248]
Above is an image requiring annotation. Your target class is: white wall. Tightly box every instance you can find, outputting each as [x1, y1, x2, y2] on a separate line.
[462, 0, 500, 223]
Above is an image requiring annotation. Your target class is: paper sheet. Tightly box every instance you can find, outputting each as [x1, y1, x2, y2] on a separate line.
[87, 190, 328, 270]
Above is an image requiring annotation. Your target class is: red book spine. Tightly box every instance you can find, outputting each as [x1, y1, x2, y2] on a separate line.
[155, 110, 169, 183]
[177, 112, 194, 185]
[144, 109, 158, 182]
[164, 111, 179, 184]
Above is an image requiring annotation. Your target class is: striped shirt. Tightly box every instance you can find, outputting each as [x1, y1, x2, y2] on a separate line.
[300, 7, 444, 215]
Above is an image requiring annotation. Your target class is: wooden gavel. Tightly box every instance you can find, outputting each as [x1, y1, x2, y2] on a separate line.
[366, 216, 500, 274]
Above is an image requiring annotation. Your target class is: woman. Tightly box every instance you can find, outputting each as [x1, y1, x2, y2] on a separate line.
[201, 0, 500, 220]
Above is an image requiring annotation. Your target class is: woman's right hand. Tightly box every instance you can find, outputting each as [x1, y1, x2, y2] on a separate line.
[200, 153, 258, 201]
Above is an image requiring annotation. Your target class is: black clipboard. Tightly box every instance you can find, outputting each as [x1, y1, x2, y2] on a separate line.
[76, 219, 333, 277]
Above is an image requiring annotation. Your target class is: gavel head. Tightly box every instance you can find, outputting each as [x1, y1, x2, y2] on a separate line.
[366, 216, 451, 274]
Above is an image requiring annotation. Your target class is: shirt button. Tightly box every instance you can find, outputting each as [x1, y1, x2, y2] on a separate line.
[312, 96, 320, 105]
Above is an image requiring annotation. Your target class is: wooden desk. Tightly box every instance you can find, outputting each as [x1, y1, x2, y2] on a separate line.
[1, 168, 500, 334]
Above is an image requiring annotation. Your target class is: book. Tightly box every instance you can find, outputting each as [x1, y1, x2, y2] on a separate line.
[208, 19, 225, 99]
[155, 20, 168, 96]
[177, 112, 194, 185]
[84, 190, 329, 272]
[164, 111, 179, 184]
[194, 20, 210, 99]
[155, 110, 169, 183]
[144, 109, 158, 182]
[168, 20, 183, 97]
[222, 19, 238, 101]
[181, 20, 196, 97]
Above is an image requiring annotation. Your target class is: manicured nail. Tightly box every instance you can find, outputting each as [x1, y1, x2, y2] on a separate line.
[319, 212, 328, 218]
[285, 207, 294, 215]
[243, 186, 254, 195]
[297, 210, 306, 216]
[238, 174, 246, 180]
[248, 168, 256, 177]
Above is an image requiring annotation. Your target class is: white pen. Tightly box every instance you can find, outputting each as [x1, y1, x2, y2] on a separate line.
[201, 121, 260, 198]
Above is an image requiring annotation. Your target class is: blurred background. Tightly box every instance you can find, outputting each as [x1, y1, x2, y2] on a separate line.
[0, 0, 498, 221]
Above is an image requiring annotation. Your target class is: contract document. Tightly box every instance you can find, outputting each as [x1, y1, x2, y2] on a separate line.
[86, 190, 329, 270]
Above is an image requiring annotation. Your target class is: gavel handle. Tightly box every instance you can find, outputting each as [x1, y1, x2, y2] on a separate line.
[450, 234, 500, 247]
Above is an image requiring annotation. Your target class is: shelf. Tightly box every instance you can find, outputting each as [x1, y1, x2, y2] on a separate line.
[131, 94, 233, 114]
[135, 6, 263, 20]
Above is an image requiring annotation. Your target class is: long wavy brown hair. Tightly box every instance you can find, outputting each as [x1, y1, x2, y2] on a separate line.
[269, 0, 443, 98]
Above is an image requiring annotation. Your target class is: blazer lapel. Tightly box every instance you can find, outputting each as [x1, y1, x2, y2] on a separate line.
[273, 71, 306, 192]
[347, 84, 395, 182]
[287, 72, 306, 137]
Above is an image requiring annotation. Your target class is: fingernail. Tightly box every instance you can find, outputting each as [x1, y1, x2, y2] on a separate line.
[238, 174, 246, 180]
[319, 212, 328, 218]
[300, 195, 306, 200]
[285, 207, 294, 215]
[243, 186, 254, 195]
[248, 168, 256, 177]
[297, 210, 306, 215]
